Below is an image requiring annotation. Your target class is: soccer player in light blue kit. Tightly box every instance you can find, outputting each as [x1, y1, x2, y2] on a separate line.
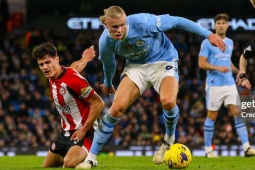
[77, 6, 226, 169]
[199, 13, 255, 158]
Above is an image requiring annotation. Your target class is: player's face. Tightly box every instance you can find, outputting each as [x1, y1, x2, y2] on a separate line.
[214, 19, 228, 36]
[37, 55, 60, 79]
[105, 15, 127, 40]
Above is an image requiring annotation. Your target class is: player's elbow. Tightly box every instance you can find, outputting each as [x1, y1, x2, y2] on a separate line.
[198, 60, 204, 69]
[96, 98, 105, 117]
[98, 99, 105, 111]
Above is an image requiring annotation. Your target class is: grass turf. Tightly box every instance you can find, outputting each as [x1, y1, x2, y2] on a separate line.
[0, 156, 255, 170]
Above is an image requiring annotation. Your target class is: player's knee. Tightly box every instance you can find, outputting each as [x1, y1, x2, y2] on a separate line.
[42, 161, 51, 168]
[207, 113, 217, 121]
[110, 103, 125, 118]
[63, 158, 76, 168]
[161, 98, 176, 110]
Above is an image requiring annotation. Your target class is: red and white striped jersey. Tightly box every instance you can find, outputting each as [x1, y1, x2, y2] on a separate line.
[49, 66, 95, 131]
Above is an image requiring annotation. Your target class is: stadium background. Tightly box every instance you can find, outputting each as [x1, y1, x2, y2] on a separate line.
[0, 0, 255, 156]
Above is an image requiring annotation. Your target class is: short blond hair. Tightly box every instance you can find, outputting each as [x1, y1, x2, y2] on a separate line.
[99, 6, 126, 25]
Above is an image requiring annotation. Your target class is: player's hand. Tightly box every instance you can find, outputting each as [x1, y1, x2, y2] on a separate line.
[208, 33, 226, 52]
[70, 129, 86, 141]
[217, 66, 230, 73]
[82, 45, 96, 62]
[241, 79, 252, 89]
[100, 84, 115, 96]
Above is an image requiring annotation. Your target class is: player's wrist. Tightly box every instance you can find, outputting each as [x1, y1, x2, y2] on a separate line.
[241, 78, 247, 83]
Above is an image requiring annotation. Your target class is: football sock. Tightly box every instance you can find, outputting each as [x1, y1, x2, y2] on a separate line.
[234, 116, 250, 150]
[164, 134, 175, 145]
[89, 112, 119, 155]
[85, 152, 97, 163]
[204, 117, 215, 152]
[163, 105, 179, 144]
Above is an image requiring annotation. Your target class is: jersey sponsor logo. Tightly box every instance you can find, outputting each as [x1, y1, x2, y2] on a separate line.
[215, 53, 231, 60]
[80, 86, 92, 99]
[59, 87, 66, 95]
[56, 105, 71, 114]
[136, 40, 144, 46]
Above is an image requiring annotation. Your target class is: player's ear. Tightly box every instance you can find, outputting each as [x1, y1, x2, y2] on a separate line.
[104, 22, 108, 28]
[55, 56, 60, 63]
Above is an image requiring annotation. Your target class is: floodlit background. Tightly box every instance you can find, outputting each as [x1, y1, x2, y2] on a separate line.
[0, 0, 255, 156]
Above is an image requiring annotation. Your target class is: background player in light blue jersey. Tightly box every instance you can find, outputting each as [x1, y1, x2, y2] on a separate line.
[78, 6, 226, 169]
[199, 13, 255, 158]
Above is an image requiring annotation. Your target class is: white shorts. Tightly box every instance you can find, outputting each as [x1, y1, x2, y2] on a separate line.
[206, 85, 240, 111]
[121, 61, 179, 94]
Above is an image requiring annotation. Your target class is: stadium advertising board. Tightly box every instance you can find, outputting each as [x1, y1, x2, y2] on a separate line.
[0, 145, 250, 157]
[66, 17, 255, 31]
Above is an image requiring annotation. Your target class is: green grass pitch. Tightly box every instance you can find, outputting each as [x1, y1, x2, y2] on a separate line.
[0, 156, 255, 170]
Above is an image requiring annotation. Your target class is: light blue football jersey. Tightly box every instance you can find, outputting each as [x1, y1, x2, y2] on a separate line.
[199, 37, 234, 87]
[99, 13, 212, 87]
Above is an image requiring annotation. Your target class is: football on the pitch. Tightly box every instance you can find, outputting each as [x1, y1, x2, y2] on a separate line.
[164, 143, 192, 169]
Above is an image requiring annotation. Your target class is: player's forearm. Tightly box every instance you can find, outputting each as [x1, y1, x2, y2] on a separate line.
[103, 62, 116, 87]
[199, 59, 218, 71]
[80, 98, 105, 133]
[70, 46, 95, 73]
[70, 59, 90, 73]
[231, 63, 239, 74]
[171, 16, 211, 38]
[239, 54, 247, 74]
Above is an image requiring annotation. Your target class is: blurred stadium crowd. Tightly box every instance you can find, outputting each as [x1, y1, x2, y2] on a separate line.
[1, 25, 255, 150]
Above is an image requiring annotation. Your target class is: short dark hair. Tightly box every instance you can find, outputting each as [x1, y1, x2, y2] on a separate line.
[214, 13, 229, 23]
[32, 42, 57, 60]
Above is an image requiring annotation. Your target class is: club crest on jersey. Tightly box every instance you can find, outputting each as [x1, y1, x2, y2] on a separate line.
[59, 87, 66, 95]
[80, 86, 92, 99]
[136, 40, 144, 46]
[228, 45, 233, 51]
